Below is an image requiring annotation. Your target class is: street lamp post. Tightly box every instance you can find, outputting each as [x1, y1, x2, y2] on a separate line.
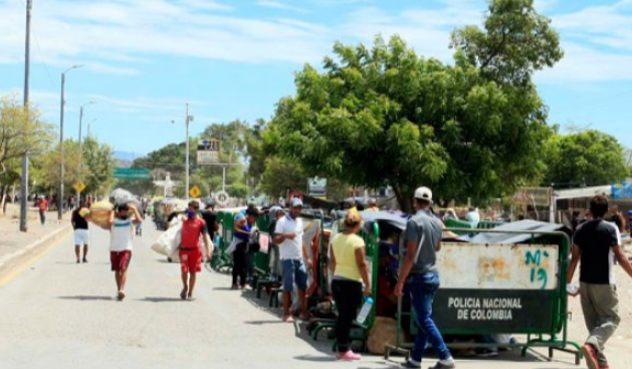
[77, 101, 95, 204]
[58, 64, 83, 220]
[86, 118, 97, 138]
[185, 104, 194, 200]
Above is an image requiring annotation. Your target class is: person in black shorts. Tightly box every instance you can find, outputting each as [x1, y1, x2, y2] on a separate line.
[568, 196, 632, 369]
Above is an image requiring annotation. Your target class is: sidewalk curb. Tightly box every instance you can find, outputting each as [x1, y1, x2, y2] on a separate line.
[0, 225, 73, 275]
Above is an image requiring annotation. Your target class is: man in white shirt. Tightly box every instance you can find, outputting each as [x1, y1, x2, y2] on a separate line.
[274, 198, 312, 322]
[106, 204, 143, 301]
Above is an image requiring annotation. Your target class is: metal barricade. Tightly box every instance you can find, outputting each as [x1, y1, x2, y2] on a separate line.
[385, 227, 581, 365]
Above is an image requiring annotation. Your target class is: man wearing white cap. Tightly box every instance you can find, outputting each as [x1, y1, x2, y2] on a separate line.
[394, 187, 455, 369]
[274, 197, 312, 322]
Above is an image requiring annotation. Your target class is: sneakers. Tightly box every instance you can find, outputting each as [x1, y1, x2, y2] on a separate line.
[429, 359, 456, 369]
[336, 350, 361, 361]
[476, 348, 498, 358]
[283, 315, 294, 323]
[180, 288, 188, 300]
[581, 344, 599, 369]
[116, 291, 126, 301]
[401, 360, 421, 369]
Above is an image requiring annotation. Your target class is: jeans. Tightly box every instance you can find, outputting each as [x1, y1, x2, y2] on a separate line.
[332, 279, 363, 353]
[281, 259, 308, 292]
[232, 242, 247, 287]
[39, 210, 46, 225]
[406, 272, 451, 363]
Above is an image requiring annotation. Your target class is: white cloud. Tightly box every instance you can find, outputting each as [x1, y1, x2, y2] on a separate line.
[0, 0, 333, 73]
[255, 0, 308, 13]
[2, 0, 632, 84]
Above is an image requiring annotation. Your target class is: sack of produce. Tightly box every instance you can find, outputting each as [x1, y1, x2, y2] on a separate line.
[110, 188, 140, 208]
[90, 200, 113, 228]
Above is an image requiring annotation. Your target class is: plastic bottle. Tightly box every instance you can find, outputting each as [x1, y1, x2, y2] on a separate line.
[566, 283, 579, 295]
[356, 297, 374, 324]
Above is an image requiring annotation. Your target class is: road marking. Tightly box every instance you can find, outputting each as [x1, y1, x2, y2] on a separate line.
[0, 230, 71, 287]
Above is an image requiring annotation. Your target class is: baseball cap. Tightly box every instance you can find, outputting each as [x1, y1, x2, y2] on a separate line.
[290, 198, 304, 208]
[414, 187, 433, 203]
[368, 198, 377, 205]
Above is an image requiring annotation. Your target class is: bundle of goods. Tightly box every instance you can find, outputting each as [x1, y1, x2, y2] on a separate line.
[88, 200, 114, 228]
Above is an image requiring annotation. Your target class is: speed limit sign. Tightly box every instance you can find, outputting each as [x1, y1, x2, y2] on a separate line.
[215, 190, 229, 206]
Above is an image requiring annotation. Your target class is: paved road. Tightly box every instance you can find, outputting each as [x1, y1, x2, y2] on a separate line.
[0, 222, 596, 369]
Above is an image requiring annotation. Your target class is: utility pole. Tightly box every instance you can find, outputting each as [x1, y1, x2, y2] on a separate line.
[76, 101, 94, 204]
[58, 65, 82, 220]
[184, 104, 193, 200]
[19, 0, 33, 232]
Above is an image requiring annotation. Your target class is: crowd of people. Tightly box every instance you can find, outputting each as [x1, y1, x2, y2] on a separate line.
[59, 186, 632, 369]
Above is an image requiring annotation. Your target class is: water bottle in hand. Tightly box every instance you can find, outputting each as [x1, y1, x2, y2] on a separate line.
[356, 297, 374, 324]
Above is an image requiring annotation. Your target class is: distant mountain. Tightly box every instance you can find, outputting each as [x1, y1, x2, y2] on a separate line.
[114, 151, 144, 162]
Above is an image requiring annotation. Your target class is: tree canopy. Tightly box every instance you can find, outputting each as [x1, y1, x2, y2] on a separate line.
[543, 130, 630, 188]
[265, 0, 562, 210]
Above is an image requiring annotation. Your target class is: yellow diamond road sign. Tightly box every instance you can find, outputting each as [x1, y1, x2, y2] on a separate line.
[73, 181, 86, 193]
[189, 186, 201, 199]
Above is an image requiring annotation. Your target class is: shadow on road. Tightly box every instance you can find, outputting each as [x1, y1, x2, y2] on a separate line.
[292, 354, 335, 362]
[244, 320, 288, 325]
[58, 295, 113, 301]
[139, 297, 185, 303]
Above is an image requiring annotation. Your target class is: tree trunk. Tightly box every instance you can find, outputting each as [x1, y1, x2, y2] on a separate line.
[392, 185, 414, 214]
[0, 184, 6, 215]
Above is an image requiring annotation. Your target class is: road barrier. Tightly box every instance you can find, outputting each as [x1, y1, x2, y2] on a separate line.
[385, 227, 581, 365]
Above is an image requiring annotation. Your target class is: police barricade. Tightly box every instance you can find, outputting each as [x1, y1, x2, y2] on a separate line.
[444, 218, 474, 236]
[477, 220, 505, 230]
[211, 208, 244, 273]
[385, 227, 582, 365]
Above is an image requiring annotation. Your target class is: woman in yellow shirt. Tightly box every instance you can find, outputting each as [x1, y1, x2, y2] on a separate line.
[331, 209, 371, 361]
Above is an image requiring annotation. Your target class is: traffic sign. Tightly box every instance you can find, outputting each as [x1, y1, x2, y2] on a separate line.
[113, 168, 151, 180]
[197, 139, 220, 165]
[215, 190, 229, 206]
[189, 186, 202, 198]
[73, 181, 86, 193]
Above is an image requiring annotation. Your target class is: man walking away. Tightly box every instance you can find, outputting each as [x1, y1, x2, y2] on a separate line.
[394, 187, 455, 369]
[37, 196, 48, 225]
[274, 198, 312, 322]
[72, 200, 90, 263]
[106, 204, 142, 301]
[179, 201, 213, 300]
[568, 195, 632, 369]
[200, 198, 219, 249]
[607, 205, 627, 234]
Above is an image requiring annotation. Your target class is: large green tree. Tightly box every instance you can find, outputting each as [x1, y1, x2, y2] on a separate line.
[81, 137, 116, 196]
[265, 0, 561, 211]
[543, 130, 630, 188]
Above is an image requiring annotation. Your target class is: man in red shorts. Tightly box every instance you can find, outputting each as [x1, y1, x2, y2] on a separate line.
[106, 203, 143, 301]
[179, 201, 213, 300]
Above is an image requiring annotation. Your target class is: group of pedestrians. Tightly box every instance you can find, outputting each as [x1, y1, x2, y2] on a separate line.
[326, 186, 455, 368]
[71, 199, 216, 302]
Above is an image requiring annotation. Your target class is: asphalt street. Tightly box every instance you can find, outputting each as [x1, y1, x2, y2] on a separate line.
[0, 221, 594, 369]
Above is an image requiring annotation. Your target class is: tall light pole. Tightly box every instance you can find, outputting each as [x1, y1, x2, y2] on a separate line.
[58, 64, 83, 220]
[19, 0, 33, 232]
[185, 103, 194, 200]
[86, 118, 97, 138]
[77, 101, 95, 204]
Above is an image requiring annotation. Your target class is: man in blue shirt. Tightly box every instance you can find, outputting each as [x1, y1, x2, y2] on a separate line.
[394, 187, 455, 369]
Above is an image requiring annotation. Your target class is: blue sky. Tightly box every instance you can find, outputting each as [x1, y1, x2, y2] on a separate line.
[1, 0, 632, 157]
